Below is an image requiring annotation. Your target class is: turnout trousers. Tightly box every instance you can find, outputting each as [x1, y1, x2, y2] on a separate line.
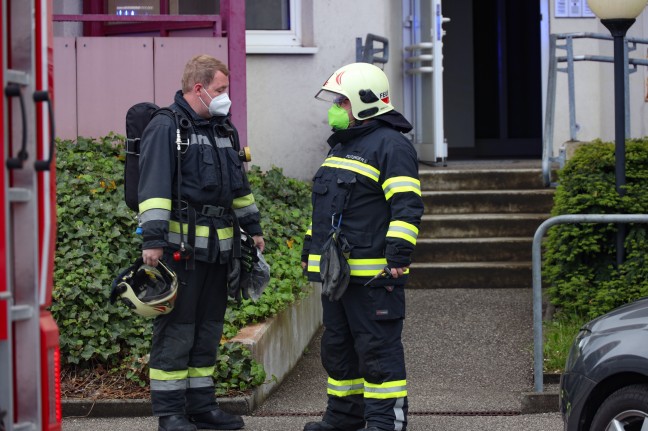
[149, 255, 229, 416]
[320, 282, 408, 431]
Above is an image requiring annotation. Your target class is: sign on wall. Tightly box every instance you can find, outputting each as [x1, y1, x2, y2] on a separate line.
[555, 0, 596, 18]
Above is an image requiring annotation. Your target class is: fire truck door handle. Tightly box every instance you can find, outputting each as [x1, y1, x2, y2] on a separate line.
[5, 83, 28, 170]
[33, 90, 55, 171]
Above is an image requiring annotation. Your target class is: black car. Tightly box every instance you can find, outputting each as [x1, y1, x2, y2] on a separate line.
[560, 297, 648, 430]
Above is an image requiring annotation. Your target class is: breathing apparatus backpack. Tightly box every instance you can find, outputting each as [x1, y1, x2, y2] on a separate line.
[124, 103, 251, 213]
[123, 102, 191, 212]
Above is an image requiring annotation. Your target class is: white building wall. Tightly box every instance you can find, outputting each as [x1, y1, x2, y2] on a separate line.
[549, 5, 648, 154]
[246, 0, 403, 180]
[53, 1, 648, 179]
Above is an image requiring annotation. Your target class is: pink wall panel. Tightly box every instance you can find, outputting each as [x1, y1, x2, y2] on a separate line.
[76, 37, 154, 138]
[153, 37, 228, 108]
[53, 38, 78, 140]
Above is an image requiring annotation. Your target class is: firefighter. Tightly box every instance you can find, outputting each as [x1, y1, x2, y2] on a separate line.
[301, 63, 424, 431]
[138, 54, 264, 431]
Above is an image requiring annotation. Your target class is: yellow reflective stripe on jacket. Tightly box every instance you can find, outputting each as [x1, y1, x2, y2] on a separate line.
[306, 224, 312, 237]
[232, 194, 255, 209]
[307, 254, 321, 273]
[168, 232, 208, 249]
[386, 220, 419, 245]
[168, 223, 233, 251]
[382, 176, 421, 201]
[347, 258, 386, 276]
[139, 208, 170, 224]
[308, 255, 410, 277]
[217, 227, 234, 240]
[168, 222, 234, 240]
[217, 227, 234, 252]
[322, 156, 380, 182]
[364, 380, 408, 399]
[327, 377, 365, 397]
[169, 221, 210, 238]
[139, 197, 172, 213]
[233, 193, 259, 218]
[150, 368, 188, 381]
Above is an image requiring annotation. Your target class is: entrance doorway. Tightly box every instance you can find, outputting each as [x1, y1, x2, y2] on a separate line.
[443, 0, 543, 158]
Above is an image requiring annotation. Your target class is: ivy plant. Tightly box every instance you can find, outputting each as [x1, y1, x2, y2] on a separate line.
[51, 135, 312, 393]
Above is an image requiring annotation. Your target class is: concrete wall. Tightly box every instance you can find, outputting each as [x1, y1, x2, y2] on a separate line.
[549, 4, 648, 152]
[246, 0, 403, 180]
[52, 1, 648, 180]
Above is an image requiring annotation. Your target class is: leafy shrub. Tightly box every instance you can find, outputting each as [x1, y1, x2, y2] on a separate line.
[51, 135, 312, 393]
[544, 139, 648, 319]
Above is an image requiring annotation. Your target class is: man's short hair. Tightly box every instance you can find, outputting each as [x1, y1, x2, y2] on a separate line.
[182, 54, 229, 93]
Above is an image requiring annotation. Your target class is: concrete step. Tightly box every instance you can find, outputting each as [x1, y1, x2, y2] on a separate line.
[419, 213, 550, 238]
[422, 189, 554, 214]
[408, 262, 532, 289]
[413, 237, 533, 262]
[419, 168, 547, 191]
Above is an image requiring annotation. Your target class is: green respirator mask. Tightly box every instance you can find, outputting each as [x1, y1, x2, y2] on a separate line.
[328, 104, 351, 130]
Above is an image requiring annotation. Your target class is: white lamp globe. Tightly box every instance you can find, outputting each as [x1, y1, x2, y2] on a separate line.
[587, 0, 648, 19]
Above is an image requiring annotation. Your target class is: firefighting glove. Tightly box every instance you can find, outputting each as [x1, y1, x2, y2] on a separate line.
[227, 256, 242, 301]
[228, 247, 270, 303]
[240, 237, 259, 273]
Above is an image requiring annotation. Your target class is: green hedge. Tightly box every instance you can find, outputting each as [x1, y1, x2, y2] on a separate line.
[51, 134, 312, 394]
[544, 139, 648, 319]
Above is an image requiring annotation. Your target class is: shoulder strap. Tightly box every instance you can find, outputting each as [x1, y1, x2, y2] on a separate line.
[155, 107, 197, 269]
[153, 107, 193, 142]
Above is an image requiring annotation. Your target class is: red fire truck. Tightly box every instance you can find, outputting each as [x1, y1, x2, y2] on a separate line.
[0, 0, 62, 430]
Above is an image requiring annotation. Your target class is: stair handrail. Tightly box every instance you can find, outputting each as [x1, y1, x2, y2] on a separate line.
[543, 32, 648, 187]
[531, 214, 648, 393]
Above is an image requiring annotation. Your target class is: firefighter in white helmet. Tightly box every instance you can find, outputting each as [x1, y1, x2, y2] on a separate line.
[301, 62, 424, 431]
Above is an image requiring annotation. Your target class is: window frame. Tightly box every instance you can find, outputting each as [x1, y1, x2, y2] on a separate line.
[245, 0, 317, 54]
[84, 0, 317, 54]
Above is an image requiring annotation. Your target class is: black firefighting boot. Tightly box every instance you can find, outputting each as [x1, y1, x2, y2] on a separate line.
[158, 414, 197, 431]
[189, 408, 245, 430]
[303, 421, 353, 431]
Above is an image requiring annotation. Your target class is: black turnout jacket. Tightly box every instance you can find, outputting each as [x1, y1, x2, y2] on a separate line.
[138, 90, 262, 264]
[302, 110, 424, 286]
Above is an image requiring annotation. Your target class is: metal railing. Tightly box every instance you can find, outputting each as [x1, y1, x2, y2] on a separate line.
[531, 214, 648, 393]
[543, 33, 648, 187]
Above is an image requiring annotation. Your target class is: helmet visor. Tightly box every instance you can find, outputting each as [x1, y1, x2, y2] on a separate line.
[315, 89, 347, 105]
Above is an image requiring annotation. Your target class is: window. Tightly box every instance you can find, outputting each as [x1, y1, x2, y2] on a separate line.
[103, 0, 316, 54]
[245, 0, 317, 54]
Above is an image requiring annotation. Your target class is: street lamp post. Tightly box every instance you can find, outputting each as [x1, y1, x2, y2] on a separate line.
[587, 0, 647, 265]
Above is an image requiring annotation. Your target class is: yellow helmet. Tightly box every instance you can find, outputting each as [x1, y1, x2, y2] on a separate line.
[110, 258, 178, 318]
[315, 62, 394, 121]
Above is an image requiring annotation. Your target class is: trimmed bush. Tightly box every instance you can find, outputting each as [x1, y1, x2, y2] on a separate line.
[51, 134, 312, 394]
[544, 139, 648, 319]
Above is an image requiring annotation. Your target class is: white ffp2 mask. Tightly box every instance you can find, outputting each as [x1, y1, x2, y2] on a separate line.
[201, 89, 232, 116]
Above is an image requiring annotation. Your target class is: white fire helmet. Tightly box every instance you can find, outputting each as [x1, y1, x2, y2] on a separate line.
[110, 258, 178, 318]
[315, 62, 394, 120]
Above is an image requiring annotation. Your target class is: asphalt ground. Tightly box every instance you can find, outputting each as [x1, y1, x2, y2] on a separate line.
[62, 288, 564, 431]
